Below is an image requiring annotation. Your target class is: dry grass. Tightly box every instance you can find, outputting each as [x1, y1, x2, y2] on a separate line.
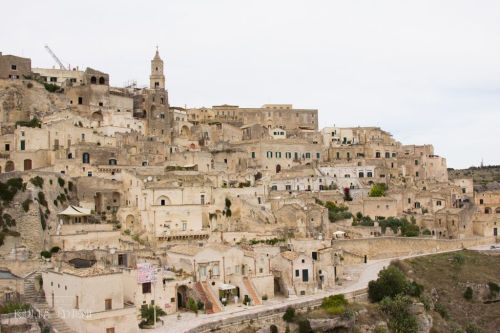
[404, 250, 500, 333]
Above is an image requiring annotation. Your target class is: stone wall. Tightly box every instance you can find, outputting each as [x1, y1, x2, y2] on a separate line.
[185, 288, 368, 333]
[331, 236, 496, 259]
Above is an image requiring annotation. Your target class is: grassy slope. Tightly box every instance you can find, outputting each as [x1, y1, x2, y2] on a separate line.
[404, 250, 500, 333]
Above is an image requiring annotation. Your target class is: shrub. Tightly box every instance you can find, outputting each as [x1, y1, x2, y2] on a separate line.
[368, 266, 408, 302]
[282, 307, 295, 322]
[43, 83, 59, 93]
[0, 178, 24, 203]
[140, 305, 166, 326]
[15, 118, 41, 128]
[197, 300, 204, 310]
[26, 82, 33, 89]
[422, 228, 432, 235]
[57, 177, 65, 187]
[380, 295, 418, 333]
[406, 281, 424, 297]
[297, 319, 312, 333]
[0, 302, 30, 314]
[53, 200, 58, 206]
[40, 251, 51, 259]
[270, 324, 278, 333]
[30, 176, 44, 188]
[463, 287, 473, 301]
[187, 297, 198, 313]
[243, 294, 250, 305]
[50, 246, 61, 254]
[369, 183, 387, 197]
[465, 324, 482, 333]
[321, 294, 348, 315]
[434, 303, 449, 319]
[452, 253, 465, 266]
[487, 282, 499, 298]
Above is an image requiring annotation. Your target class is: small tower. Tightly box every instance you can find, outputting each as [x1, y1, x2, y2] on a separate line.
[150, 47, 165, 89]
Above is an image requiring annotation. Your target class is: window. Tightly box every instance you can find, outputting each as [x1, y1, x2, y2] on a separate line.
[87, 171, 92, 177]
[316, 152, 320, 159]
[199, 266, 206, 277]
[436, 201, 442, 206]
[251, 152, 256, 158]
[106, 328, 115, 333]
[182, 222, 187, 231]
[285, 152, 291, 159]
[78, 97, 83, 105]
[312, 252, 318, 260]
[375, 152, 381, 158]
[142, 282, 152, 294]
[295, 269, 300, 277]
[11, 64, 17, 70]
[20, 140, 25, 151]
[305, 152, 311, 159]
[415, 171, 419, 177]
[105, 299, 112, 310]
[201, 194, 205, 205]
[479, 199, 484, 204]
[385, 152, 390, 158]
[276, 152, 281, 158]
[415, 160, 419, 166]
[367, 172, 373, 178]
[160, 199, 166, 206]
[82, 152, 90, 164]
[4, 143, 10, 151]
[75, 296, 79, 309]
[266, 151, 273, 158]
[50, 77, 57, 82]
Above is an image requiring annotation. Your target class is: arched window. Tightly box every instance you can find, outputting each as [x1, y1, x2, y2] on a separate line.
[157, 196, 171, 206]
[109, 159, 117, 165]
[90, 76, 97, 84]
[82, 152, 90, 164]
[99, 77, 105, 85]
[485, 207, 491, 214]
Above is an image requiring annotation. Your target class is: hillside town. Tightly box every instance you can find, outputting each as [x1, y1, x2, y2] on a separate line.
[0, 49, 498, 333]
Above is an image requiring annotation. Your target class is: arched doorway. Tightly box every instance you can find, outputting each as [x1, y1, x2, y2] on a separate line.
[181, 126, 190, 137]
[99, 77, 105, 85]
[23, 159, 32, 171]
[90, 76, 97, 84]
[177, 285, 188, 310]
[5, 161, 14, 172]
[276, 164, 281, 174]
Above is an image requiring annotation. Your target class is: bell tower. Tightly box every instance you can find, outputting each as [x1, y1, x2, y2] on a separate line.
[150, 47, 165, 89]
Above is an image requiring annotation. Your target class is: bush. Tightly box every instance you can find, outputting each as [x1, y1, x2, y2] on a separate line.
[463, 287, 473, 301]
[197, 300, 204, 311]
[465, 324, 482, 333]
[297, 319, 312, 333]
[321, 294, 348, 315]
[406, 281, 424, 297]
[487, 282, 499, 299]
[282, 307, 295, 322]
[368, 266, 408, 302]
[15, 118, 41, 128]
[452, 253, 465, 266]
[140, 305, 166, 326]
[434, 303, 449, 319]
[270, 324, 278, 333]
[422, 228, 432, 235]
[369, 183, 387, 197]
[50, 246, 61, 254]
[0, 178, 24, 203]
[187, 297, 198, 313]
[380, 295, 418, 333]
[57, 177, 65, 187]
[30, 176, 44, 188]
[0, 302, 30, 314]
[40, 251, 51, 259]
[43, 83, 59, 93]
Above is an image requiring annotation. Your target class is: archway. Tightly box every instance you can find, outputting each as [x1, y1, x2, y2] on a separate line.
[99, 77, 105, 85]
[157, 195, 171, 206]
[5, 161, 14, 172]
[23, 159, 32, 171]
[181, 125, 190, 137]
[91, 112, 103, 122]
[176, 285, 188, 309]
[276, 164, 281, 174]
[485, 207, 492, 214]
[90, 76, 97, 84]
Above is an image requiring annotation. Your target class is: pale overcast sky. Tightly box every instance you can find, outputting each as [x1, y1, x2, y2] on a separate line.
[2, 0, 499, 168]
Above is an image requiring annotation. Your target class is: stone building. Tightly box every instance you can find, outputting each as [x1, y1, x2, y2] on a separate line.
[0, 52, 31, 80]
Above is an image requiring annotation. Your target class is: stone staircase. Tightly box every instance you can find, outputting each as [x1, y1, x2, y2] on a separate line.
[242, 277, 262, 305]
[201, 282, 223, 313]
[24, 273, 75, 333]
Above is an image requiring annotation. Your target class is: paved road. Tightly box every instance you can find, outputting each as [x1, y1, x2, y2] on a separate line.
[146, 244, 497, 333]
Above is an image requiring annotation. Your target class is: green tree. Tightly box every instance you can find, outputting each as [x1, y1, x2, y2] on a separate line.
[368, 266, 408, 302]
[282, 307, 295, 322]
[380, 295, 418, 333]
[139, 305, 166, 326]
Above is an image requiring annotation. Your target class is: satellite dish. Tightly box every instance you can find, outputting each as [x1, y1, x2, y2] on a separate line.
[147, 176, 153, 181]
